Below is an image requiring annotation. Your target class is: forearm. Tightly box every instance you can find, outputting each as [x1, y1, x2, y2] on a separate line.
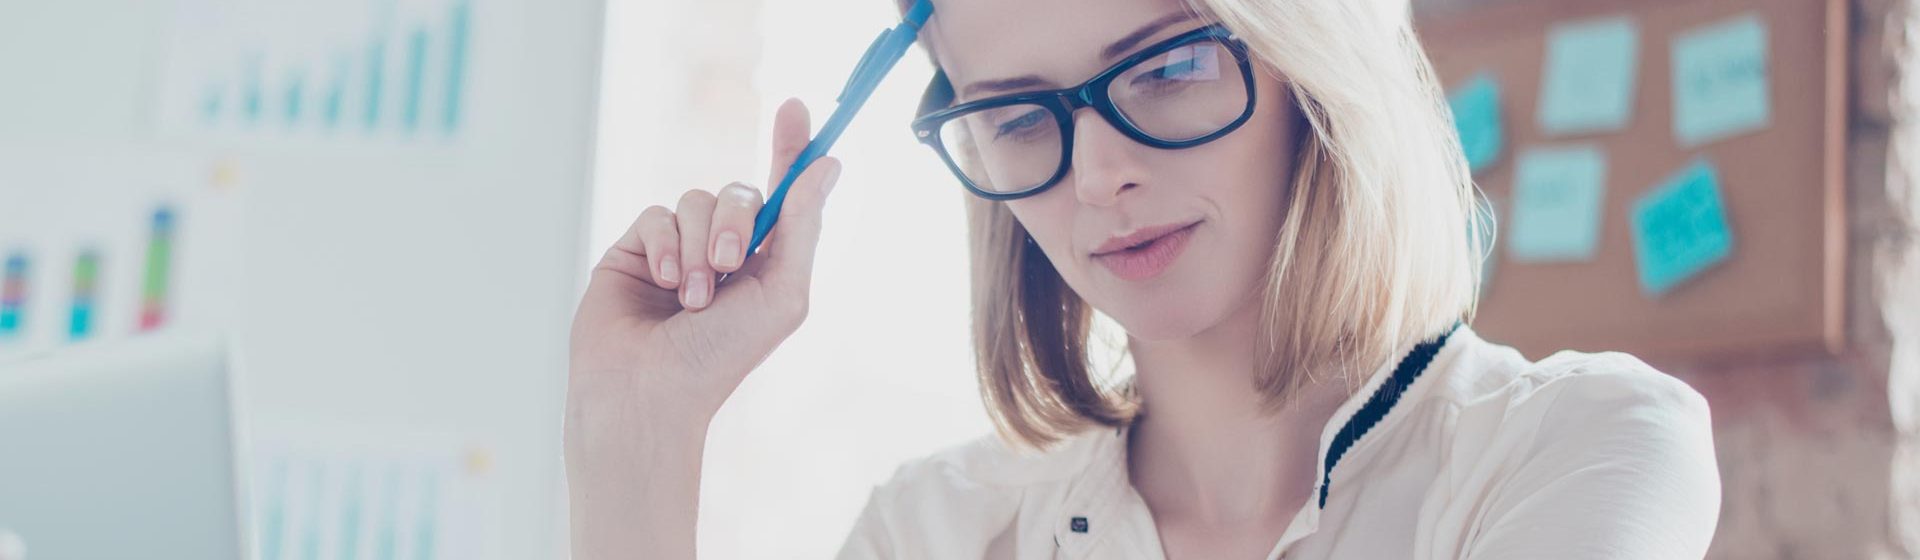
[565, 375, 710, 560]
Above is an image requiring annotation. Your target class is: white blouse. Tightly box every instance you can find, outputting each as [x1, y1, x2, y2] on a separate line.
[833, 325, 1721, 559]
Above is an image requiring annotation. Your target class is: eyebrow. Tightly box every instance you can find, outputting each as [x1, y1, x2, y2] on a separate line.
[958, 11, 1202, 99]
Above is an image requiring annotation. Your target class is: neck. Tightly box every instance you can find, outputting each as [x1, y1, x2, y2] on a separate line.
[1123, 302, 1351, 527]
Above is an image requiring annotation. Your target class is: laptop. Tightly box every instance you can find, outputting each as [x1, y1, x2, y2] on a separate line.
[0, 334, 247, 560]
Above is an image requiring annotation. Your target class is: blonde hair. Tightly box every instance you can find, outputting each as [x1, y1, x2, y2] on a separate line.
[910, 0, 1488, 448]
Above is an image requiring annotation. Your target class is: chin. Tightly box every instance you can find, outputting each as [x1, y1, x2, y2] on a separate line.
[1085, 271, 1239, 342]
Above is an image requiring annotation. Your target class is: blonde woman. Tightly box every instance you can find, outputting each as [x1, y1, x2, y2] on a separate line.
[564, 0, 1722, 557]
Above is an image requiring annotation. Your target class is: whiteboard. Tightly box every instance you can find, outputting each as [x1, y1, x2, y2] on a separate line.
[0, 0, 603, 557]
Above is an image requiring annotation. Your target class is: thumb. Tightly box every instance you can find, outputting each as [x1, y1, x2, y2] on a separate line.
[759, 156, 842, 292]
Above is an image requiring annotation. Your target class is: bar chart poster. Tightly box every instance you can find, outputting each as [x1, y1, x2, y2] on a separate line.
[248, 442, 500, 560]
[153, 0, 473, 142]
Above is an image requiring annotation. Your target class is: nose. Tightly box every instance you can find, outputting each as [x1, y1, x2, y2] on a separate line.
[1067, 109, 1149, 207]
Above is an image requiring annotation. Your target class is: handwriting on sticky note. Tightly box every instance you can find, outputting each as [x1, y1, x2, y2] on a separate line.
[1448, 73, 1503, 173]
[1509, 145, 1607, 262]
[1672, 13, 1771, 147]
[1537, 16, 1640, 135]
[1631, 160, 1735, 296]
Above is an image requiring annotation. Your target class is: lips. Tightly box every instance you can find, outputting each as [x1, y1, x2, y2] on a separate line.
[1090, 220, 1201, 281]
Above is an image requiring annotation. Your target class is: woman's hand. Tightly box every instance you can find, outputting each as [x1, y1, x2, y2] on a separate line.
[565, 98, 841, 560]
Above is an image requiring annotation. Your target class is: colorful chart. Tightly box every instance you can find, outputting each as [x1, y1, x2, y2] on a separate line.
[0, 252, 26, 339]
[140, 207, 177, 331]
[68, 250, 100, 341]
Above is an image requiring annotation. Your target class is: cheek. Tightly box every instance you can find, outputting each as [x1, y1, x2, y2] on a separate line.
[1221, 81, 1302, 235]
[1004, 194, 1084, 275]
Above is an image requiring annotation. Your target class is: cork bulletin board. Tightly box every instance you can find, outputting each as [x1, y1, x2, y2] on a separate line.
[1416, 0, 1847, 361]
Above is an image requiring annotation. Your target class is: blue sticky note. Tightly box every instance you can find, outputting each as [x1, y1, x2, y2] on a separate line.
[1448, 73, 1504, 173]
[1538, 16, 1641, 135]
[1672, 13, 1771, 147]
[1508, 145, 1607, 262]
[1631, 160, 1735, 296]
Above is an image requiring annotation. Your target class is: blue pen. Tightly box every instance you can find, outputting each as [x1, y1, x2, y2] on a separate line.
[732, 0, 935, 277]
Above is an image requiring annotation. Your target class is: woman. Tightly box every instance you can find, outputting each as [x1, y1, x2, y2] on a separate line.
[565, 0, 1722, 557]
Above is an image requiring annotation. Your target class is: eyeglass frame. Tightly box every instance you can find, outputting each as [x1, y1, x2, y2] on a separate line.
[909, 23, 1258, 201]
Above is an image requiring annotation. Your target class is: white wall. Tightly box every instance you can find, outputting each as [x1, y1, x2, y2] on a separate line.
[592, 0, 1005, 557]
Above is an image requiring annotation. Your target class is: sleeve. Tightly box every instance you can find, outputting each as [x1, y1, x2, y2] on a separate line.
[834, 487, 897, 560]
[1456, 353, 1722, 560]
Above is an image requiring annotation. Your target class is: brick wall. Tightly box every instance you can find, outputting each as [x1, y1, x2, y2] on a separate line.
[1673, 0, 1920, 556]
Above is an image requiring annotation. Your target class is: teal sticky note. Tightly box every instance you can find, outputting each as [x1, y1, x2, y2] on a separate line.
[1448, 73, 1504, 173]
[1631, 160, 1734, 296]
[1538, 16, 1641, 135]
[1508, 145, 1607, 262]
[1672, 13, 1771, 147]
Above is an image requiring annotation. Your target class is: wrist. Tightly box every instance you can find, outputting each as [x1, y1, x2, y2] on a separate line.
[565, 369, 711, 453]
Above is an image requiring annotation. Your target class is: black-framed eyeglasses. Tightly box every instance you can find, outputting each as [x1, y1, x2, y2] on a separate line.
[910, 23, 1257, 201]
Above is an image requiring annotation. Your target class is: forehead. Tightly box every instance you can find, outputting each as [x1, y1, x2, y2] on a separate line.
[921, 0, 1202, 94]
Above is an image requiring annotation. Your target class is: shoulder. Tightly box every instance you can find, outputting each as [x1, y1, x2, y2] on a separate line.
[1416, 332, 1721, 558]
[1428, 329, 1713, 435]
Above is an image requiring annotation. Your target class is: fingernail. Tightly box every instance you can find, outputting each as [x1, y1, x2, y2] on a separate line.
[685, 271, 711, 308]
[660, 256, 681, 283]
[714, 232, 742, 268]
[824, 162, 843, 194]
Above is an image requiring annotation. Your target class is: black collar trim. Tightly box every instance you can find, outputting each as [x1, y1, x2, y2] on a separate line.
[1318, 324, 1460, 509]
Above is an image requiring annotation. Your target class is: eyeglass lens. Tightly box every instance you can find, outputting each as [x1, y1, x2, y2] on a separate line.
[934, 39, 1247, 195]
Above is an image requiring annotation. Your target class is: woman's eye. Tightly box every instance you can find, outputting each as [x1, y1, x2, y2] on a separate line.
[1130, 46, 1218, 92]
[994, 109, 1048, 140]
[1158, 58, 1202, 80]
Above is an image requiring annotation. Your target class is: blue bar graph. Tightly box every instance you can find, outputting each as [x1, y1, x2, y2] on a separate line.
[339, 467, 364, 560]
[403, 26, 428, 132]
[443, 0, 469, 132]
[202, 84, 223, 124]
[364, 35, 387, 130]
[259, 462, 288, 560]
[326, 55, 349, 129]
[192, 0, 472, 139]
[249, 451, 461, 560]
[284, 69, 305, 126]
[244, 56, 264, 125]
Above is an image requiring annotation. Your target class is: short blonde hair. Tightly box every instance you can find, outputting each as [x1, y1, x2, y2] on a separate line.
[911, 0, 1487, 448]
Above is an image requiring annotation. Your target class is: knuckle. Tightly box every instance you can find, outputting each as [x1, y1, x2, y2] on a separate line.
[640, 210, 678, 236]
[677, 188, 716, 209]
[718, 182, 763, 208]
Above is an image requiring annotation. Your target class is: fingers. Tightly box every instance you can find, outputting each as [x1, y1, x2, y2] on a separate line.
[709, 182, 764, 274]
[636, 206, 682, 289]
[675, 190, 718, 310]
[761, 156, 843, 290]
[749, 98, 845, 294]
[767, 98, 813, 191]
[604, 205, 680, 289]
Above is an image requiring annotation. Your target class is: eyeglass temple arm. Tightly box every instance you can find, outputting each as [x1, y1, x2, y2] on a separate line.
[738, 0, 935, 267]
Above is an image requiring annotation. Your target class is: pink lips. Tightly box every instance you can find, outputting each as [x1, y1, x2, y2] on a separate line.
[1091, 221, 1201, 281]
